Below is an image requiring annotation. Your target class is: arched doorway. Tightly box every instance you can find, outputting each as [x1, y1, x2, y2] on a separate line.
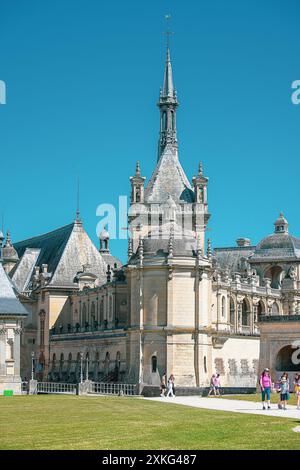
[276, 345, 300, 372]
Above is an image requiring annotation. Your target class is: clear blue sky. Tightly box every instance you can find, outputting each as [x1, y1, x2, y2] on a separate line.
[1, 0, 299, 263]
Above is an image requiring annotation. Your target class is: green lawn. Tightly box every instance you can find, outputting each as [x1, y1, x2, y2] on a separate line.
[0, 395, 300, 450]
[221, 393, 299, 406]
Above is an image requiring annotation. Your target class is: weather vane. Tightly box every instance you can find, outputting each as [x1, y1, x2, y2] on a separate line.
[164, 13, 174, 48]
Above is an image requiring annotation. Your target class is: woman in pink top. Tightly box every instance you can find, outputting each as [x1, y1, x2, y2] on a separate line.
[259, 368, 272, 410]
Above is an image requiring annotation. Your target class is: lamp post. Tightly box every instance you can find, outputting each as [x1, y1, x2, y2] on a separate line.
[31, 351, 35, 380]
[80, 352, 83, 383]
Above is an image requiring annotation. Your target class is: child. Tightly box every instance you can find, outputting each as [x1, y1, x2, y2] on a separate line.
[279, 375, 290, 410]
[294, 374, 300, 409]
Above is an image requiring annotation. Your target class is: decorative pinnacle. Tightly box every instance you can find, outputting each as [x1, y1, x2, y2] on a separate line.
[198, 162, 203, 176]
[207, 239, 212, 260]
[138, 236, 144, 265]
[196, 235, 202, 260]
[136, 161, 140, 176]
[168, 224, 174, 258]
[5, 230, 12, 246]
[127, 237, 133, 260]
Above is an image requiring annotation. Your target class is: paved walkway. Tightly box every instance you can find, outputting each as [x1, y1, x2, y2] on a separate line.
[145, 396, 300, 420]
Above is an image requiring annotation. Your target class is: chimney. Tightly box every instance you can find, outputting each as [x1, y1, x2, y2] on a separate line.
[236, 238, 251, 247]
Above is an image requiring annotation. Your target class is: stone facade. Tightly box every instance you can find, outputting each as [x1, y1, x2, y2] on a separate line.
[2, 44, 298, 394]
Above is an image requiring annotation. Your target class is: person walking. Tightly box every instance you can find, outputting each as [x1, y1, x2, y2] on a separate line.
[167, 375, 175, 398]
[259, 368, 272, 410]
[208, 374, 216, 397]
[294, 374, 300, 409]
[279, 374, 290, 410]
[208, 374, 221, 397]
[160, 372, 167, 397]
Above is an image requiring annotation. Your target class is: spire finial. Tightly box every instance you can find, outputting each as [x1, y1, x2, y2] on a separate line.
[75, 177, 81, 222]
[136, 161, 140, 176]
[198, 162, 203, 176]
[6, 230, 11, 246]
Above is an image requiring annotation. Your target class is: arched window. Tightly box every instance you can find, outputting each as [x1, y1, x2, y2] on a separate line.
[39, 310, 46, 346]
[105, 352, 110, 379]
[151, 355, 157, 373]
[230, 298, 235, 325]
[67, 353, 72, 371]
[162, 111, 167, 130]
[257, 300, 265, 319]
[52, 353, 56, 371]
[59, 353, 64, 372]
[272, 302, 279, 314]
[221, 296, 226, 318]
[91, 302, 96, 326]
[171, 110, 175, 130]
[82, 303, 87, 325]
[242, 299, 250, 326]
[100, 298, 104, 324]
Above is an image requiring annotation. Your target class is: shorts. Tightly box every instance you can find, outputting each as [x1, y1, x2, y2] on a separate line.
[280, 393, 288, 401]
[261, 387, 271, 401]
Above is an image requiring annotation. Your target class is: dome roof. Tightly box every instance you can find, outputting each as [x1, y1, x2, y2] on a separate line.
[252, 214, 300, 260]
[138, 222, 197, 258]
[253, 233, 300, 260]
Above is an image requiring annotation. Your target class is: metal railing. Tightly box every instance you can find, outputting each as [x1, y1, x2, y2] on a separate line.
[89, 382, 138, 396]
[37, 382, 77, 395]
[21, 381, 29, 394]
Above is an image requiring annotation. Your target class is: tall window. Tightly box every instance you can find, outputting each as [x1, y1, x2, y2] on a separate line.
[230, 298, 235, 325]
[221, 297, 226, 318]
[39, 311, 46, 346]
[151, 355, 157, 373]
[82, 303, 87, 325]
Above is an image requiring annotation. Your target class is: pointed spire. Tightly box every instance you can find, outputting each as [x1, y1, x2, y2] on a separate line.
[75, 177, 81, 223]
[162, 47, 175, 98]
[198, 162, 203, 176]
[157, 39, 179, 160]
[135, 161, 140, 176]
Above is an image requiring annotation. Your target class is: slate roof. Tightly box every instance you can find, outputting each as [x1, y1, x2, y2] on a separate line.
[11, 221, 112, 290]
[0, 262, 28, 316]
[13, 223, 74, 278]
[213, 246, 256, 273]
[144, 144, 195, 204]
[251, 233, 300, 261]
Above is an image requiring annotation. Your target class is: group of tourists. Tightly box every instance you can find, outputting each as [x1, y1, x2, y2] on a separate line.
[260, 368, 300, 410]
[160, 373, 176, 397]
